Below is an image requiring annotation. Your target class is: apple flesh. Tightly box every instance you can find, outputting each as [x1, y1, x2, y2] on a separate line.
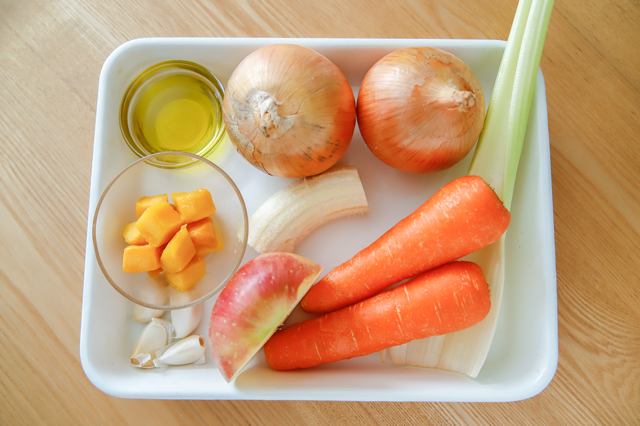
[209, 252, 322, 382]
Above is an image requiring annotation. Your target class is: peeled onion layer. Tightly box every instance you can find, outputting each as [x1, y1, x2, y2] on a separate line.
[223, 44, 357, 178]
[357, 47, 485, 174]
[248, 166, 369, 254]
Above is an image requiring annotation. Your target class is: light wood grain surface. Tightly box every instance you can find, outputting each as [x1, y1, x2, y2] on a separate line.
[1, 0, 639, 424]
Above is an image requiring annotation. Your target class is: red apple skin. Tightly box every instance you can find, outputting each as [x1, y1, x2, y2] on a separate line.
[209, 252, 322, 382]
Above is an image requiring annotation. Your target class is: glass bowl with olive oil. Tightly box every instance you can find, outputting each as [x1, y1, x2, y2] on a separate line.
[120, 61, 226, 168]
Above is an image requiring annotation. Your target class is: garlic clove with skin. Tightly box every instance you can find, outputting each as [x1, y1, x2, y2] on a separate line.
[130, 318, 174, 368]
[153, 335, 206, 368]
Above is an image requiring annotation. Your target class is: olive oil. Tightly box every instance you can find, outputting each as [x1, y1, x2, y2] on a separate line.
[120, 61, 225, 168]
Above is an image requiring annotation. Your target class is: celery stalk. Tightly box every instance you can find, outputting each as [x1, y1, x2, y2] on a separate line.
[469, 0, 554, 208]
[385, 0, 554, 377]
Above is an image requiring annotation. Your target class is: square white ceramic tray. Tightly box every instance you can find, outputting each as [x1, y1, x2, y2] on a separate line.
[81, 37, 557, 401]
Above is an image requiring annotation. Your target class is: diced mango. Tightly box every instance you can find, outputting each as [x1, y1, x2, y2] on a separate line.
[171, 188, 216, 223]
[165, 256, 206, 291]
[136, 201, 184, 247]
[121, 189, 222, 292]
[122, 221, 147, 245]
[187, 217, 224, 256]
[161, 225, 196, 274]
[147, 268, 164, 278]
[122, 245, 163, 273]
[135, 194, 168, 219]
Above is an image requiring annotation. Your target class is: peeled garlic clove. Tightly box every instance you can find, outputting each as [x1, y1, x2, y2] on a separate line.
[132, 304, 165, 323]
[130, 318, 174, 368]
[169, 290, 203, 338]
[153, 335, 206, 368]
[171, 303, 203, 338]
[131, 279, 168, 323]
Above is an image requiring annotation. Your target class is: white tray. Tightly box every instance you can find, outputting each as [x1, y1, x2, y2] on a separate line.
[81, 37, 557, 401]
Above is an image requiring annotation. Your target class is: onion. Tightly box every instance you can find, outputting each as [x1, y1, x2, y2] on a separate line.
[356, 47, 485, 174]
[222, 44, 356, 178]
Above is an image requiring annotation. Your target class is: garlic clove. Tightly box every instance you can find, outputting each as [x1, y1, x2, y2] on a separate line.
[130, 318, 174, 368]
[169, 290, 203, 338]
[132, 304, 165, 323]
[171, 303, 203, 338]
[131, 279, 168, 323]
[153, 335, 206, 368]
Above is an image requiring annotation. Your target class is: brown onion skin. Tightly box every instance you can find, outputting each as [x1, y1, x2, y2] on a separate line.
[357, 47, 485, 174]
[223, 44, 356, 178]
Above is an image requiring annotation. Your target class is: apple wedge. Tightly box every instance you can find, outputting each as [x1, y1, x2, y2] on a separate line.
[209, 252, 322, 382]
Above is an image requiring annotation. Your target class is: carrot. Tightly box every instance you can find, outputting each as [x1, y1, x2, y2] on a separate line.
[264, 261, 490, 371]
[300, 175, 510, 314]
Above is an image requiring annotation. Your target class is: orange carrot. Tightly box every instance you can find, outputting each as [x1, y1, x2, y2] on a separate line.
[300, 175, 510, 314]
[264, 261, 490, 371]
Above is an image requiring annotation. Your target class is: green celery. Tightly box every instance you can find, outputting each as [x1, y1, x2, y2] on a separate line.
[469, 0, 555, 208]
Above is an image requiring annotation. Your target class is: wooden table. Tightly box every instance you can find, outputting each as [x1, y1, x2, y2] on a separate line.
[1, 0, 638, 424]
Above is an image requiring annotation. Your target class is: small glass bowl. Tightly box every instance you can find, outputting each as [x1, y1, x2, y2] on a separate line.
[92, 152, 248, 310]
[120, 60, 226, 168]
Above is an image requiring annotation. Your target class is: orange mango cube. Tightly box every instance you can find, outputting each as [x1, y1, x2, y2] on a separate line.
[122, 245, 163, 273]
[165, 256, 206, 291]
[161, 225, 196, 274]
[136, 201, 184, 247]
[172, 188, 216, 223]
[135, 194, 168, 219]
[122, 221, 147, 245]
[147, 268, 164, 278]
[187, 217, 224, 256]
